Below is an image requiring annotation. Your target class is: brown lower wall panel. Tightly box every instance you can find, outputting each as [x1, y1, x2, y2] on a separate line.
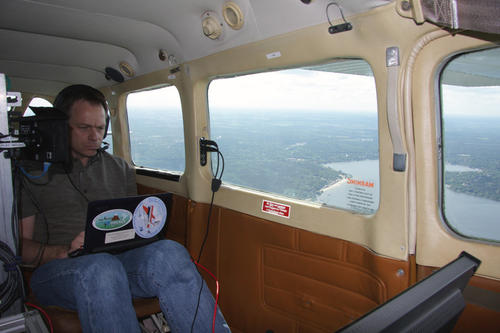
[187, 203, 410, 333]
[263, 284, 354, 331]
[263, 246, 383, 309]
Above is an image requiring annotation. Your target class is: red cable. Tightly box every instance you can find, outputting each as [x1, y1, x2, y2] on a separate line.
[192, 260, 220, 333]
[25, 302, 54, 333]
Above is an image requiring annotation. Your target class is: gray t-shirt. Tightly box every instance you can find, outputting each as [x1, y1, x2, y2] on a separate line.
[20, 151, 137, 246]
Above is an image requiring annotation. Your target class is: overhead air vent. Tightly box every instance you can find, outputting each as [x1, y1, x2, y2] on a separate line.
[201, 11, 224, 40]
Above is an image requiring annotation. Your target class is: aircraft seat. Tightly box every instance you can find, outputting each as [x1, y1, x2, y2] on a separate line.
[34, 297, 161, 333]
[23, 270, 161, 332]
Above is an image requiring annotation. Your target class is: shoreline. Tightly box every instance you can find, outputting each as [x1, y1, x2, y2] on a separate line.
[319, 176, 347, 193]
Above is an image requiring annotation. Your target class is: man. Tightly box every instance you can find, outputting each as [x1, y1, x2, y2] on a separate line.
[20, 85, 230, 333]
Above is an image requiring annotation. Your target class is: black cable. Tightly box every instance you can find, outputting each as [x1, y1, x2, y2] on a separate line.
[0, 240, 24, 314]
[325, 2, 352, 34]
[19, 167, 51, 246]
[197, 150, 224, 262]
[10, 161, 28, 302]
[196, 190, 216, 263]
[65, 171, 89, 203]
[17, 160, 88, 262]
[11, 165, 23, 257]
[190, 189, 216, 333]
[326, 2, 347, 26]
[216, 151, 225, 179]
[190, 146, 224, 333]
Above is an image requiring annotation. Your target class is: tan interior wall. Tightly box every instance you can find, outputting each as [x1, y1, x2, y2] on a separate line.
[178, 3, 439, 261]
[412, 33, 500, 279]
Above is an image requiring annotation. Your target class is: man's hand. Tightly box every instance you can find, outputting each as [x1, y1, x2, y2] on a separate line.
[69, 231, 85, 254]
[21, 215, 86, 265]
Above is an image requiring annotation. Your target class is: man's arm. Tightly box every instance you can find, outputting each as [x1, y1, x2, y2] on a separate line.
[21, 215, 84, 266]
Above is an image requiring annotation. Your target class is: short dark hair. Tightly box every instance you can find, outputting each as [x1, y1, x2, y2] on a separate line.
[53, 84, 108, 117]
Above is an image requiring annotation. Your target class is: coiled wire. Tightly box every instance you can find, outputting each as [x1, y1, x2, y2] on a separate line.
[0, 240, 23, 314]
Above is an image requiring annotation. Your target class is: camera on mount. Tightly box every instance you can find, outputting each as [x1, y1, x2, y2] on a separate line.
[3, 107, 70, 164]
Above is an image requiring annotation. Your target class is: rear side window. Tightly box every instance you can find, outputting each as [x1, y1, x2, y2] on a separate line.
[126, 86, 184, 173]
[24, 97, 52, 116]
[440, 47, 500, 242]
[208, 59, 379, 214]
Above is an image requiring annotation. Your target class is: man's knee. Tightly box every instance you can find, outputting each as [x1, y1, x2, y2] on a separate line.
[141, 240, 195, 275]
[147, 240, 190, 261]
[77, 253, 128, 290]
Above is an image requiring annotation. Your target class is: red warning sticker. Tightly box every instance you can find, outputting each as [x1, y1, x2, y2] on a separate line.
[262, 200, 290, 218]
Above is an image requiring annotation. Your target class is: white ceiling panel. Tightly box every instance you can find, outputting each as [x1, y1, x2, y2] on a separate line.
[0, 0, 394, 95]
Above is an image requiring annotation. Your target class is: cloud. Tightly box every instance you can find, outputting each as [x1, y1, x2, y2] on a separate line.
[121, 69, 500, 118]
[208, 69, 377, 113]
[127, 86, 181, 109]
[442, 85, 500, 117]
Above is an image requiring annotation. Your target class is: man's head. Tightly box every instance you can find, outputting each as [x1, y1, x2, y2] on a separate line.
[54, 85, 109, 165]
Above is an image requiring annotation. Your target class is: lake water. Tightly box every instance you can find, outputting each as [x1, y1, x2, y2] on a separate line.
[444, 190, 500, 241]
[318, 160, 500, 241]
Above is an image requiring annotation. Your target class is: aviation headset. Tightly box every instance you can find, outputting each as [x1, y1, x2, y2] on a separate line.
[53, 84, 110, 138]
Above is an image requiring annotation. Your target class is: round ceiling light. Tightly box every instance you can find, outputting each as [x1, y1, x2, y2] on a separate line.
[201, 11, 223, 40]
[223, 2, 244, 30]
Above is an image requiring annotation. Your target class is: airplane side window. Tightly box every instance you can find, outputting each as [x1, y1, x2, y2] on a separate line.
[208, 59, 380, 214]
[126, 86, 185, 173]
[24, 97, 53, 116]
[439, 47, 500, 242]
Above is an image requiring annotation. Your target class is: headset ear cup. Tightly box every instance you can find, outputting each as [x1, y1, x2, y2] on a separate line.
[103, 111, 110, 138]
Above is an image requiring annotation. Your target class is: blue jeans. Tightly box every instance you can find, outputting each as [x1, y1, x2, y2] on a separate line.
[30, 240, 230, 333]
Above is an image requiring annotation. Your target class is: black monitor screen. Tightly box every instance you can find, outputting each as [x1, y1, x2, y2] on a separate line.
[337, 251, 480, 333]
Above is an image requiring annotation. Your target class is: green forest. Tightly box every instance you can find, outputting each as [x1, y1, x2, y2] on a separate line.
[126, 108, 500, 203]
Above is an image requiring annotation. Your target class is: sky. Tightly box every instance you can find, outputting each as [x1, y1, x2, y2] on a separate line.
[128, 68, 499, 117]
[442, 85, 500, 117]
[28, 68, 499, 117]
[124, 69, 379, 113]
